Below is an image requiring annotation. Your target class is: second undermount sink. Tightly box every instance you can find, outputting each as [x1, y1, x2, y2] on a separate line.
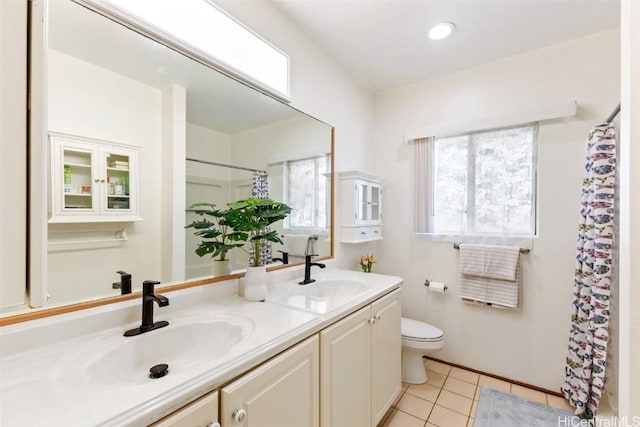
[304, 278, 369, 298]
[269, 275, 370, 314]
[83, 313, 254, 386]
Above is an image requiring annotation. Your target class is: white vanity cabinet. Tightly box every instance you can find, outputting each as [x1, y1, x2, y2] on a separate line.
[221, 335, 319, 427]
[151, 390, 219, 427]
[49, 132, 141, 223]
[339, 171, 383, 243]
[320, 289, 401, 427]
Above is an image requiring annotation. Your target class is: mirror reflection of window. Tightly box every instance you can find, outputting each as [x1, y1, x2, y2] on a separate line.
[283, 154, 330, 233]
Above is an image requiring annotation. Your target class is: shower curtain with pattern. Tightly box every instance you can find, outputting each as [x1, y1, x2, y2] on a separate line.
[249, 171, 272, 265]
[561, 123, 616, 419]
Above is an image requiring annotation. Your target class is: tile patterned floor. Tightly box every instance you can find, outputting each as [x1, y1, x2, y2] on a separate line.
[378, 359, 574, 427]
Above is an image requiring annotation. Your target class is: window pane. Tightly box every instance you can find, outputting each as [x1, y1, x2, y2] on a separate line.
[473, 126, 535, 235]
[102, 0, 289, 96]
[286, 156, 328, 229]
[288, 158, 315, 227]
[433, 135, 468, 233]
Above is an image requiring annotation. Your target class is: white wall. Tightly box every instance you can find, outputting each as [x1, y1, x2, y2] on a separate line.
[618, 0, 640, 418]
[373, 29, 620, 390]
[0, 0, 27, 312]
[47, 49, 162, 305]
[212, 0, 376, 268]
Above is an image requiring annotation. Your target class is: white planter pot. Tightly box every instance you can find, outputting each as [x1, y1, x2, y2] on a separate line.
[212, 259, 232, 277]
[244, 265, 267, 301]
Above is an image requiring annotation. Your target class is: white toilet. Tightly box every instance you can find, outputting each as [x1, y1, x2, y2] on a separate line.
[401, 317, 445, 384]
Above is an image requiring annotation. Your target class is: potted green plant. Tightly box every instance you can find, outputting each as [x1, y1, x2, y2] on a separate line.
[225, 197, 292, 301]
[185, 202, 247, 277]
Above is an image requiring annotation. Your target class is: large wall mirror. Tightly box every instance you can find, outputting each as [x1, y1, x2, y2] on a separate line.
[7, 0, 333, 318]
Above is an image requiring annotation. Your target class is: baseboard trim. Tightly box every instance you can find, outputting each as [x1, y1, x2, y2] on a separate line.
[425, 356, 563, 398]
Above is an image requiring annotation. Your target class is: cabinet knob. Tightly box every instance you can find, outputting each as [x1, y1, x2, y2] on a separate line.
[361, 231, 366, 235]
[374, 230, 379, 234]
[232, 408, 246, 423]
[368, 316, 376, 324]
[206, 423, 221, 427]
[375, 314, 382, 321]
[94, 178, 100, 183]
[100, 179, 106, 183]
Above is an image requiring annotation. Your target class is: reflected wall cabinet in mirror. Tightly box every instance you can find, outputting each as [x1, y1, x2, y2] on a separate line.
[0, 0, 334, 321]
[339, 171, 383, 243]
[49, 132, 141, 223]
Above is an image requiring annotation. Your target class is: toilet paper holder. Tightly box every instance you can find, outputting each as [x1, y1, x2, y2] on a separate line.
[424, 279, 447, 291]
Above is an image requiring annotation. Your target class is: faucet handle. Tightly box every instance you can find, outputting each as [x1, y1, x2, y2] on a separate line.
[116, 270, 131, 279]
[142, 280, 161, 293]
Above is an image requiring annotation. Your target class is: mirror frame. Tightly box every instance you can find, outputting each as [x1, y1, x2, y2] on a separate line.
[0, 1, 335, 326]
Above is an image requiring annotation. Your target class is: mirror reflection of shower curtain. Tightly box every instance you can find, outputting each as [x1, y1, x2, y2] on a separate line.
[561, 123, 616, 419]
[250, 171, 272, 265]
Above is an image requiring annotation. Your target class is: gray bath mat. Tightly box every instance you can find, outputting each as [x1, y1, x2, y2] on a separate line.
[473, 387, 580, 427]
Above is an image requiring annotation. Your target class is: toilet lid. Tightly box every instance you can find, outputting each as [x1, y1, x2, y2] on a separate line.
[402, 318, 444, 342]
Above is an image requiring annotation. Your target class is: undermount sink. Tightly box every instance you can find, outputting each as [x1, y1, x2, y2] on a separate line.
[304, 278, 369, 298]
[269, 275, 370, 314]
[83, 313, 254, 386]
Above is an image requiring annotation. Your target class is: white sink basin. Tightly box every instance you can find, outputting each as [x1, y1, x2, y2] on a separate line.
[269, 276, 370, 314]
[304, 278, 368, 298]
[83, 313, 254, 386]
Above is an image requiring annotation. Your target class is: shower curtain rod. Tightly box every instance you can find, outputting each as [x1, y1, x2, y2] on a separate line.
[186, 157, 266, 173]
[605, 103, 621, 124]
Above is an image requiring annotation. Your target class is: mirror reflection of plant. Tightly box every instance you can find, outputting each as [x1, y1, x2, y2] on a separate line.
[185, 202, 247, 261]
[225, 197, 292, 267]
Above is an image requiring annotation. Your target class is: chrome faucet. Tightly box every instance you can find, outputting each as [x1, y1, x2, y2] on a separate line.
[299, 254, 326, 285]
[124, 280, 169, 337]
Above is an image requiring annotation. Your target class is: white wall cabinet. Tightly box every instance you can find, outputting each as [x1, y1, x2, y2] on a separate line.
[339, 171, 383, 243]
[49, 132, 141, 223]
[221, 335, 319, 427]
[320, 289, 401, 427]
[152, 390, 219, 427]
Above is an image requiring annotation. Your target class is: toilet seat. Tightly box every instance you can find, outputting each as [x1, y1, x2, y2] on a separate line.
[401, 318, 444, 342]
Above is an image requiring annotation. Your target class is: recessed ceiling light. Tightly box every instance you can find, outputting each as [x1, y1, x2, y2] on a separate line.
[428, 22, 455, 40]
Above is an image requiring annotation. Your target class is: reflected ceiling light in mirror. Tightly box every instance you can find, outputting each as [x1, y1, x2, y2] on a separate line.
[428, 22, 455, 40]
[90, 0, 289, 97]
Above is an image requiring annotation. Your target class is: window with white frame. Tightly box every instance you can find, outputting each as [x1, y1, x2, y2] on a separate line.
[284, 155, 330, 232]
[414, 123, 537, 236]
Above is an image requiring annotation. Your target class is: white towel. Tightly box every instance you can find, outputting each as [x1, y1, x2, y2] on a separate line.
[458, 244, 521, 309]
[283, 234, 309, 256]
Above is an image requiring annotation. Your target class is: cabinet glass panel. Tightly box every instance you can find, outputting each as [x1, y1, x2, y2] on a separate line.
[358, 184, 369, 221]
[105, 152, 131, 211]
[62, 148, 93, 210]
[370, 186, 380, 221]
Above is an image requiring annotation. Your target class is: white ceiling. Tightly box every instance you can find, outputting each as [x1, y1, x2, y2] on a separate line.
[272, 0, 620, 92]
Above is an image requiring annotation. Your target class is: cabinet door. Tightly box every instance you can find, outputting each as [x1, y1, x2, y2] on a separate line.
[371, 290, 402, 425]
[369, 184, 382, 223]
[356, 181, 369, 223]
[51, 138, 99, 217]
[151, 390, 219, 427]
[101, 146, 137, 216]
[221, 335, 319, 427]
[320, 306, 372, 427]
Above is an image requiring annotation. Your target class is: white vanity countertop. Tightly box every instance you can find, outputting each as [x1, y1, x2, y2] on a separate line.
[0, 267, 402, 426]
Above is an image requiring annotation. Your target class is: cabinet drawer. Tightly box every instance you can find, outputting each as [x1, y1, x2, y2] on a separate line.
[341, 226, 383, 243]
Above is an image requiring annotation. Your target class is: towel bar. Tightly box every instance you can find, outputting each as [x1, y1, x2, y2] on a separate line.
[452, 242, 530, 254]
